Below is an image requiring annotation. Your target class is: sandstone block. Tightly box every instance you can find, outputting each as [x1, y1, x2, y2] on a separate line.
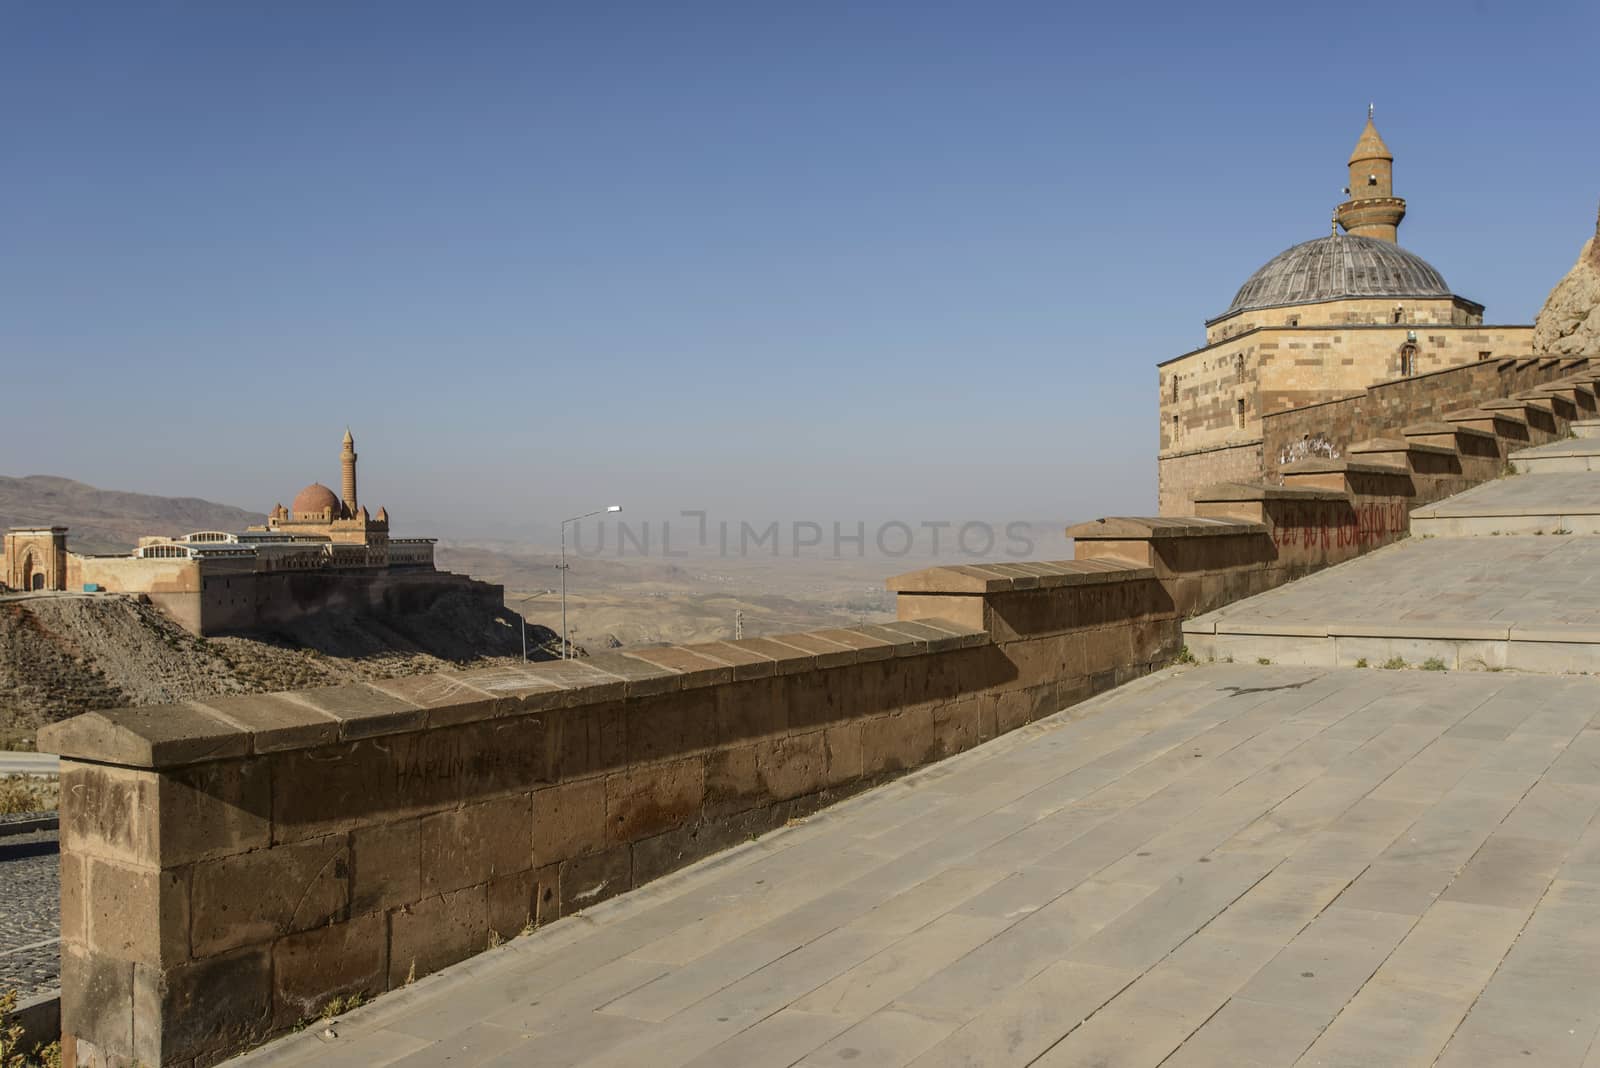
[531, 777, 608, 864]
[59, 850, 86, 946]
[59, 763, 158, 867]
[558, 845, 632, 913]
[40, 702, 248, 770]
[754, 731, 826, 801]
[190, 836, 349, 958]
[419, 794, 534, 895]
[488, 869, 538, 941]
[823, 723, 864, 787]
[271, 913, 386, 1027]
[861, 708, 935, 776]
[627, 689, 716, 766]
[703, 744, 761, 818]
[388, 885, 488, 988]
[282, 683, 424, 741]
[192, 692, 338, 754]
[133, 945, 272, 1065]
[370, 671, 515, 727]
[350, 819, 420, 916]
[161, 757, 273, 866]
[934, 697, 994, 759]
[605, 758, 705, 844]
[60, 942, 134, 1061]
[677, 640, 775, 681]
[554, 701, 626, 781]
[85, 857, 190, 966]
[532, 862, 561, 927]
[712, 676, 787, 747]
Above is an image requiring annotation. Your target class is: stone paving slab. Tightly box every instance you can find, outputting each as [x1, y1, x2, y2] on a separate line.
[1186, 533, 1600, 669]
[234, 664, 1600, 1067]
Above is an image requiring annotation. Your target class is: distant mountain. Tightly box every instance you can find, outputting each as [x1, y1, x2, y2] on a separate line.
[0, 475, 267, 554]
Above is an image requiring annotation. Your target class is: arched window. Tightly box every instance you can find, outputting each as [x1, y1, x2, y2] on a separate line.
[1399, 342, 1419, 377]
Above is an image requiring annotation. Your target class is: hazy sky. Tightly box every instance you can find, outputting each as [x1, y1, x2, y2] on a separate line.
[5, 1, 1598, 541]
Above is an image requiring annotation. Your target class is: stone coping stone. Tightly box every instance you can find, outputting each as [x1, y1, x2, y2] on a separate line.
[1063, 516, 1266, 540]
[1280, 458, 1408, 476]
[1403, 421, 1497, 441]
[1485, 396, 1554, 413]
[1347, 438, 1457, 457]
[39, 619, 987, 770]
[1192, 481, 1349, 502]
[1443, 408, 1527, 429]
[886, 558, 1155, 594]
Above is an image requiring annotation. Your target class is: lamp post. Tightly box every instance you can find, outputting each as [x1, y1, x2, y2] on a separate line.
[560, 505, 621, 659]
[513, 589, 555, 662]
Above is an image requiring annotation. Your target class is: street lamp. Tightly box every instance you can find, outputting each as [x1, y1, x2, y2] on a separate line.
[560, 505, 621, 659]
[512, 589, 555, 662]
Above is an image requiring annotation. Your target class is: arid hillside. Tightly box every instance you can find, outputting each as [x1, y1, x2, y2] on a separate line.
[0, 475, 267, 554]
[0, 591, 559, 744]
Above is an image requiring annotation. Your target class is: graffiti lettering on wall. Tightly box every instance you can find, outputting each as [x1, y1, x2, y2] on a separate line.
[1270, 503, 1409, 552]
[1278, 432, 1340, 467]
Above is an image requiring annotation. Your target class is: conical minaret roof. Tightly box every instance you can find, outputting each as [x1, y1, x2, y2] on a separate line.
[1348, 115, 1392, 164]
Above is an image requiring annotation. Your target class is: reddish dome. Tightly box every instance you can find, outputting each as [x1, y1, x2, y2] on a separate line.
[292, 483, 341, 519]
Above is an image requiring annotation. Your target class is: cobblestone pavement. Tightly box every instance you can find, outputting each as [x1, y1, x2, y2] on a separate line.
[0, 827, 60, 1000]
[238, 664, 1600, 1067]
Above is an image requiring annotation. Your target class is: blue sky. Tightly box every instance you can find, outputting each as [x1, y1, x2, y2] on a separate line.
[5, 1, 1597, 539]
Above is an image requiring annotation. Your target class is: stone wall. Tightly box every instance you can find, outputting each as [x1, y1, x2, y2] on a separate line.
[1259, 357, 1595, 483]
[39, 419, 1511, 1064]
[1159, 356, 1595, 512]
[1160, 322, 1536, 459]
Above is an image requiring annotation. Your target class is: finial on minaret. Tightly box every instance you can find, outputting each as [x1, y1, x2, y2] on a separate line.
[1368, 102, 1374, 119]
[340, 428, 358, 516]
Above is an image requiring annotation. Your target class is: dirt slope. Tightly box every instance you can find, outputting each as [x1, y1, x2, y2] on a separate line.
[0, 592, 562, 741]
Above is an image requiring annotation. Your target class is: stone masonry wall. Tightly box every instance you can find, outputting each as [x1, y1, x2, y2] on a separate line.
[44, 587, 1177, 1067]
[1260, 357, 1595, 482]
[40, 416, 1503, 1065]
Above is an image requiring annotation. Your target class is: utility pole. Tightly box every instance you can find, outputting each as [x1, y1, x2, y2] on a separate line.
[735, 609, 744, 640]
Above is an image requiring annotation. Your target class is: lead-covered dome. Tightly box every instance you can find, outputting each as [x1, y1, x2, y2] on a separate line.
[1220, 233, 1451, 319]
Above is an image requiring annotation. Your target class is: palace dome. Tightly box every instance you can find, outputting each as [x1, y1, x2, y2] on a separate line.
[1219, 233, 1452, 320]
[292, 483, 341, 518]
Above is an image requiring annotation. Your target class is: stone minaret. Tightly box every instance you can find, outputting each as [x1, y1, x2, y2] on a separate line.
[341, 428, 358, 516]
[1335, 107, 1406, 243]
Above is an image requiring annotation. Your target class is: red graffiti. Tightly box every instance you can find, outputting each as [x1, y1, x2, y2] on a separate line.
[1271, 502, 1408, 553]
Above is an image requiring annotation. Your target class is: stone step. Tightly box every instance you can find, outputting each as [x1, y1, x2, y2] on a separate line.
[1409, 471, 1600, 536]
[1181, 618, 1600, 673]
[1508, 437, 1600, 474]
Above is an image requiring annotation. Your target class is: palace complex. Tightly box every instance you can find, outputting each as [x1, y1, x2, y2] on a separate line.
[1158, 112, 1536, 513]
[1, 430, 493, 634]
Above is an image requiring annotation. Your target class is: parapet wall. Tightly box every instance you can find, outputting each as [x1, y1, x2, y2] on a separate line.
[1261, 356, 1594, 482]
[42, 419, 1512, 1064]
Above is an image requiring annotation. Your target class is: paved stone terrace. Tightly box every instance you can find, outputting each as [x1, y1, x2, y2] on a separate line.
[239, 663, 1600, 1067]
[1190, 535, 1600, 632]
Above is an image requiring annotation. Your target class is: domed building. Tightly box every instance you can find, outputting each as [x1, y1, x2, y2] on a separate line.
[1157, 113, 1534, 514]
[257, 428, 395, 561]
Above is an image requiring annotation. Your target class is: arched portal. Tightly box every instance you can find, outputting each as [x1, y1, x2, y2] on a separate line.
[20, 553, 34, 592]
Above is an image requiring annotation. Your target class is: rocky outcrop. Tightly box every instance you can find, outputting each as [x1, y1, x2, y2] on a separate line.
[1534, 198, 1600, 357]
